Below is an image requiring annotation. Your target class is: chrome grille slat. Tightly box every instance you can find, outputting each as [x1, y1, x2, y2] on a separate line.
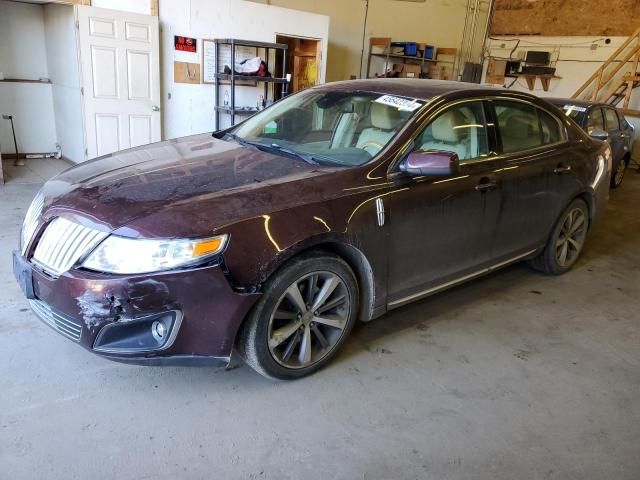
[32, 217, 109, 277]
[29, 299, 83, 342]
[49, 221, 78, 267]
[59, 226, 91, 270]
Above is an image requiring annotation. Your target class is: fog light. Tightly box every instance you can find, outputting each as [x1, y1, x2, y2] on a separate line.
[93, 311, 182, 353]
[152, 319, 167, 341]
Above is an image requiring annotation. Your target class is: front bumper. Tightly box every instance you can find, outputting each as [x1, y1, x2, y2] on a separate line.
[15, 255, 260, 365]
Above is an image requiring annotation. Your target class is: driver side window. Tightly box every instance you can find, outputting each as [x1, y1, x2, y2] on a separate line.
[413, 101, 489, 162]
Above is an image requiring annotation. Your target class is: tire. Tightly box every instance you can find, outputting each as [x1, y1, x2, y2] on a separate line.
[610, 156, 628, 189]
[530, 198, 589, 275]
[238, 252, 358, 380]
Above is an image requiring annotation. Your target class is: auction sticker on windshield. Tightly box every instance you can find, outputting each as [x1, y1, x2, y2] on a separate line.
[374, 95, 423, 112]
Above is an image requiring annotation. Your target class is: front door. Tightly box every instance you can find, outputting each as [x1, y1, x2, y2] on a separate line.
[76, 5, 161, 159]
[384, 100, 502, 306]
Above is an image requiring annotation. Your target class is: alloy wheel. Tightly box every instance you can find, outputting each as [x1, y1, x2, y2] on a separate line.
[555, 207, 587, 267]
[267, 271, 351, 369]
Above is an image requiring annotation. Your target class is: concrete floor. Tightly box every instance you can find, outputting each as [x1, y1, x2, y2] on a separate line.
[1, 163, 639, 480]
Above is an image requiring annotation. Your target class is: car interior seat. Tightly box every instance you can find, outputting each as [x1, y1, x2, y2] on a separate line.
[499, 113, 540, 152]
[419, 109, 469, 159]
[356, 103, 405, 155]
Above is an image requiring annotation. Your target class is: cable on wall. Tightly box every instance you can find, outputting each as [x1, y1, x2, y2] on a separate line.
[359, 0, 369, 78]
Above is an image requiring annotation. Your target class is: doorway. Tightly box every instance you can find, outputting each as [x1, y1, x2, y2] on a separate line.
[275, 34, 322, 94]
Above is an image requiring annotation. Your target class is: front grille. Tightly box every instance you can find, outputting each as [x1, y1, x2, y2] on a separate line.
[32, 217, 109, 276]
[21, 191, 44, 254]
[29, 299, 83, 342]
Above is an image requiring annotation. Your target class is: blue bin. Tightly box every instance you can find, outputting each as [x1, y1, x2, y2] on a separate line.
[391, 42, 418, 57]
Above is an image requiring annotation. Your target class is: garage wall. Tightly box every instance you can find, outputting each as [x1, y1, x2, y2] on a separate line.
[0, 0, 57, 155]
[159, 0, 330, 139]
[484, 36, 640, 109]
[260, 0, 468, 82]
[44, 3, 86, 163]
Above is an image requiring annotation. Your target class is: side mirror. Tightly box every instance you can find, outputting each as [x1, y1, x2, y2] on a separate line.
[400, 150, 460, 176]
[589, 127, 609, 142]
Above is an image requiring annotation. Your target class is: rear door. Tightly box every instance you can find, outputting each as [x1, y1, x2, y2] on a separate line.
[488, 99, 576, 261]
[603, 107, 626, 162]
[77, 5, 161, 159]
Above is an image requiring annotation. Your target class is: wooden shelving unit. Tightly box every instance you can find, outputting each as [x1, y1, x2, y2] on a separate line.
[366, 37, 456, 80]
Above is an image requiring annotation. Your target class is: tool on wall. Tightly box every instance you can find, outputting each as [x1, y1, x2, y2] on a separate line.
[2, 114, 23, 166]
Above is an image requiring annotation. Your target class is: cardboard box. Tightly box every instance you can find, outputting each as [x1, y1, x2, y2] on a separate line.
[401, 64, 422, 79]
[485, 58, 507, 85]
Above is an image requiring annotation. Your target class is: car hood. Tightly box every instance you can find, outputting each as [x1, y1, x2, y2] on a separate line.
[41, 134, 341, 237]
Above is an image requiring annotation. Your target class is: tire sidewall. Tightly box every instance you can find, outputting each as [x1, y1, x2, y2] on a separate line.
[544, 198, 589, 275]
[242, 253, 359, 380]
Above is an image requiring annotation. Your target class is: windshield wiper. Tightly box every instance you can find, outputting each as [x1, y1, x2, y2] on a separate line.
[222, 132, 256, 149]
[224, 134, 319, 166]
[260, 143, 319, 166]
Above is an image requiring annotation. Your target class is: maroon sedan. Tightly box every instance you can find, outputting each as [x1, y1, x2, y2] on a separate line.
[13, 80, 611, 379]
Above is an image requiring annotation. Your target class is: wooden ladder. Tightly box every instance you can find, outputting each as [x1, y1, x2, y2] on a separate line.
[572, 25, 640, 116]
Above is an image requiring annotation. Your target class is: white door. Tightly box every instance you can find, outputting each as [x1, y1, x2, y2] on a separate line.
[76, 5, 161, 159]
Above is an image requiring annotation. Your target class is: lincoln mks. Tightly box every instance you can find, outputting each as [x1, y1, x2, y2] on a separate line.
[13, 79, 611, 379]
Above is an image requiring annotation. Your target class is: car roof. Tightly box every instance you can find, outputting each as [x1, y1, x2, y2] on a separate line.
[545, 97, 614, 110]
[317, 78, 511, 101]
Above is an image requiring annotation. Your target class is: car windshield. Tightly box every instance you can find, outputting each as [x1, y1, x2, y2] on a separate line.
[554, 103, 587, 125]
[229, 90, 425, 167]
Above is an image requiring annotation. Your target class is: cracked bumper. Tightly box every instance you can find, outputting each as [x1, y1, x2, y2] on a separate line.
[19, 257, 260, 364]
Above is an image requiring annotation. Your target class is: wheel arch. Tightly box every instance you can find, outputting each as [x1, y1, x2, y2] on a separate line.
[260, 239, 377, 324]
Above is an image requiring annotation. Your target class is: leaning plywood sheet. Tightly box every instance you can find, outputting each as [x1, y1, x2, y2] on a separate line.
[491, 0, 639, 36]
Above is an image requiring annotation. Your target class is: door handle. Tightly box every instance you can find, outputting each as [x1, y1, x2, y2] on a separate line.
[553, 165, 572, 174]
[152, 105, 160, 111]
[475, 179, 498, 192]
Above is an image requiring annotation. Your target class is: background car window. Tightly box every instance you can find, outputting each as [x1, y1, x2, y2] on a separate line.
[587, 108, 605, 133]
[414, 101, 489, 162]
[604, 108, 620, 132]
[494, 101, 543, 153]
[538, 109, 563, 144]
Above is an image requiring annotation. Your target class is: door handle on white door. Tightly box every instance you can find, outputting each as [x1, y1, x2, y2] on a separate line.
[152, 105, 160, 111]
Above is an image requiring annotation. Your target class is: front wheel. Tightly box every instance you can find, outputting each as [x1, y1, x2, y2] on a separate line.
[530, 198, 589, 275]
[238, 252, 358, 380]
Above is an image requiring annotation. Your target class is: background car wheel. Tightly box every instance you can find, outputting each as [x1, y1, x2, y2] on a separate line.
[610, 157, 628, 189]
[238, 252, 358, 380]
[530, 198, 589, 276]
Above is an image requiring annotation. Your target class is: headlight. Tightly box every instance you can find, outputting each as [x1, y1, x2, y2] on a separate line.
[81, 234, 228, 274]
[21, 191, 44, 253]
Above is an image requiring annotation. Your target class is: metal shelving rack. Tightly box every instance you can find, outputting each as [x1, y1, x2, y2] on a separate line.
[213, 38, 288, 129]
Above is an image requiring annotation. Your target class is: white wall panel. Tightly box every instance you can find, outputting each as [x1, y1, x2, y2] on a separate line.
[0, 0, 57, 154]
[159, 0, 330, 140]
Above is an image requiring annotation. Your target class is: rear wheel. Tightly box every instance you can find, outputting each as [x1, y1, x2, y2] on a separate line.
[238, 252, 358, 380]
[530, 198, 589, 275]
[610, 156, 628, 189]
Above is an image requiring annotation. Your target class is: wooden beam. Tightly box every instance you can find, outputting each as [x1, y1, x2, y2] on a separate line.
[623, 50, 640, 108]
[150, 0, 158, 16]
[621, 108, 640, 117]
[45, 0, 91, 4]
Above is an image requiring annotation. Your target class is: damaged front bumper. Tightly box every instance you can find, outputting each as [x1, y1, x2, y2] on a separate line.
[14, 252, 260, 366]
